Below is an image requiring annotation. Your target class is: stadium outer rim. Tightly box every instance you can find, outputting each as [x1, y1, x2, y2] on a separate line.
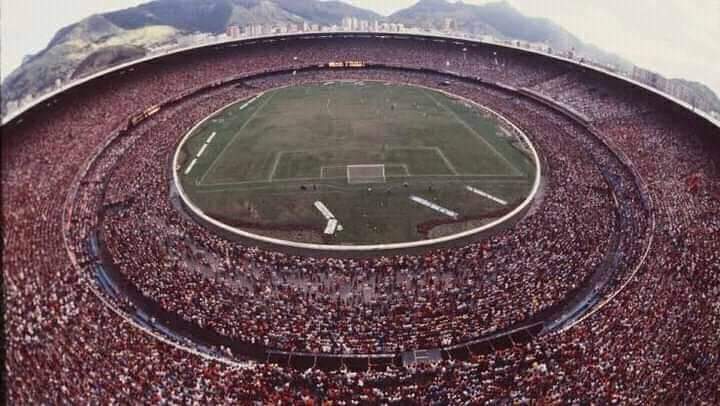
[172, 80, 542, 253]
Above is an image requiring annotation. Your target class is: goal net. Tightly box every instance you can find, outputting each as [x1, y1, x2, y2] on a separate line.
[347, 164, 386, 184]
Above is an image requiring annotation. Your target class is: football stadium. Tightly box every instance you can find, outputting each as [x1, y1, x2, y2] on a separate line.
[3, 32, 719, 403]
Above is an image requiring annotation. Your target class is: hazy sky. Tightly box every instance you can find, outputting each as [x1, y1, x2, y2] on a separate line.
[2, 0, 719, 95]
[0, 0, 146, 79]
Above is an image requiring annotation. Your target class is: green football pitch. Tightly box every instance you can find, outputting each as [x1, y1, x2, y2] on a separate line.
[177, 81, 537, 245]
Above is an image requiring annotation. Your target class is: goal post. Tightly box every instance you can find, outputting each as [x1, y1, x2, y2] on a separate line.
[346, 164, 386, 184]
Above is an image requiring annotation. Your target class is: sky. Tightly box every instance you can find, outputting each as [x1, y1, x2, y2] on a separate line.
[2, 0, 719, 95]
[0, 0, 146, 79]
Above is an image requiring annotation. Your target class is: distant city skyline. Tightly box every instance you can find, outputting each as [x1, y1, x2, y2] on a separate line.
[2, 0, 719, 97]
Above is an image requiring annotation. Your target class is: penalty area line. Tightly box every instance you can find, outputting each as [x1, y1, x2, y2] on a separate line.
[465, 185, 507, 205]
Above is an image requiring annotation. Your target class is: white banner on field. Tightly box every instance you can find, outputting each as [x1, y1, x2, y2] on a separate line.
[410, 195, 459, 218]
[324, 219, 339, 235]
[314, 201, 336, 220]
[465, 186, 508, 206]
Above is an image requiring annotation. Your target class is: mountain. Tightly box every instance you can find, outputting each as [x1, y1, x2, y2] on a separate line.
[392, 0, 719, 113]
[102, 0, 380, 31]
[71, 45, 148, 80]
[390, 0, 631, 69]
[666, 79, 720, 113]
[1, 0, 381, 115]
[2, 0, 718, 118]
[2, 16, 180, 113]
[271, 0, 380, 25]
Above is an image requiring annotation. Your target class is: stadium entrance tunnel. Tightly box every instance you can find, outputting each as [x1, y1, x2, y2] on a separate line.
[174, 81, 541, 254]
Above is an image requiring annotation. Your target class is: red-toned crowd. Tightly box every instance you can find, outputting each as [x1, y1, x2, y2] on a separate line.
[3, 35, 718, 403]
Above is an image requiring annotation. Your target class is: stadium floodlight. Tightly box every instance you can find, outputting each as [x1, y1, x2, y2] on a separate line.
[346, 164, 386, 184]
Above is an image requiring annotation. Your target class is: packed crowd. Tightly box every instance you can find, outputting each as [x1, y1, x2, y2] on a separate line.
[96, 68, 622, 354]
[3, 35, 718, 403]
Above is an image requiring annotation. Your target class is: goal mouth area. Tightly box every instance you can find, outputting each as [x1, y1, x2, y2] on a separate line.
[346, 164, 386, 184]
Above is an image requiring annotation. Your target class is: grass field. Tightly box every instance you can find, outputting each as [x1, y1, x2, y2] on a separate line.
[178, 81, 537, 244]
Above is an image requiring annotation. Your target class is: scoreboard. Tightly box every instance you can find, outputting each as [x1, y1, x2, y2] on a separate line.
[327, 61, 366, 68]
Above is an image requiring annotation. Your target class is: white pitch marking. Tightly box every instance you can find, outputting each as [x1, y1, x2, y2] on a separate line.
[465, 186, 508, 205]
[184, 158, 198, 175]
[410, 195, 459, 218]
[267, 152, 283, 182]
[314, 201, 336, 220]
[198, 91, 273, 185]
[196, 143, 209, 158]
[206, 131, 217, 143]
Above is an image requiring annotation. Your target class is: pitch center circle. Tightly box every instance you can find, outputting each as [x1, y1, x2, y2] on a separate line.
[174, 81, 540, 253]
